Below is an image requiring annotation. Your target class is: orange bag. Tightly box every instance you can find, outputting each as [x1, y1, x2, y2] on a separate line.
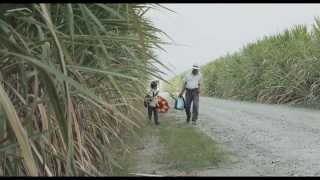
[157, 96, 169, 113]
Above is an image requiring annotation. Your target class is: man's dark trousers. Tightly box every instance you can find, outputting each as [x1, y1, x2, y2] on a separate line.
[185, 88, 199, 122]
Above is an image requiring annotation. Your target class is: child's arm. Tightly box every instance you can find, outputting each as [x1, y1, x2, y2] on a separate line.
[156, 96, 160, 107]
[155, 92, 160, 107]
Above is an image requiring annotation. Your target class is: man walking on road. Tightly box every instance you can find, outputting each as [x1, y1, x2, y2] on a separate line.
[179, 63, 202, 125]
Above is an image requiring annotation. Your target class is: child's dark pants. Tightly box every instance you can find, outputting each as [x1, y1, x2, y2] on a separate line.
[148, 105, 159, 125]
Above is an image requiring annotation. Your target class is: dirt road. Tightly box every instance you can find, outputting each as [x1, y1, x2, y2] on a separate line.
[171, 96, 320, 176]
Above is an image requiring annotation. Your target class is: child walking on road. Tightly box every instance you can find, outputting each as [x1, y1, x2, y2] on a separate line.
[146, 81, 160, 125]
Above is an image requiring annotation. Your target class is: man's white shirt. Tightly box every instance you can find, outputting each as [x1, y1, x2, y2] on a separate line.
[184, 72, 202, 89]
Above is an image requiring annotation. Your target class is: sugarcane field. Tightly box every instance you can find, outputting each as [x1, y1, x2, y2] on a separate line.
[2, 3, 320, 177]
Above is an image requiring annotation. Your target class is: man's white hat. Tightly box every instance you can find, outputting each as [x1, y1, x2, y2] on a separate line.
[192, 63, 200, 70]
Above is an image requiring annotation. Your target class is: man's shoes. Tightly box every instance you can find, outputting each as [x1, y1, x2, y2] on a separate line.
[192, 121, 197, 125]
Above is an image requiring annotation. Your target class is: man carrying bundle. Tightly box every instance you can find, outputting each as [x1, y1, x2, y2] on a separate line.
[179, 63, 202, 125]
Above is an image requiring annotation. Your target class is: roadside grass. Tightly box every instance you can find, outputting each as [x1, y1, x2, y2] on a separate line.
[108, 134, 139, 176]
[154, 116, 227, 172]
[109, 123, 149, 176]
[109, 119, 159, 176]
[109, 113, 227, 175]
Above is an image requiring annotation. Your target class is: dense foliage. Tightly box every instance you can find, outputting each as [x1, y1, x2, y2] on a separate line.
[0, 4, 167, 176]
[202, 20, 320, 106]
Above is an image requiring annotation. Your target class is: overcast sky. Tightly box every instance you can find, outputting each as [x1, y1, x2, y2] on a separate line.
[146, 4, 320, 80]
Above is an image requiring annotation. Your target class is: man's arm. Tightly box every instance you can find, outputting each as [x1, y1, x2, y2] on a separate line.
[197, 74, 202, 94]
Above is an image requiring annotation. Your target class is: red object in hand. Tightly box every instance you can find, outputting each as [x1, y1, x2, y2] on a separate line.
[157, 96, 169, 113]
